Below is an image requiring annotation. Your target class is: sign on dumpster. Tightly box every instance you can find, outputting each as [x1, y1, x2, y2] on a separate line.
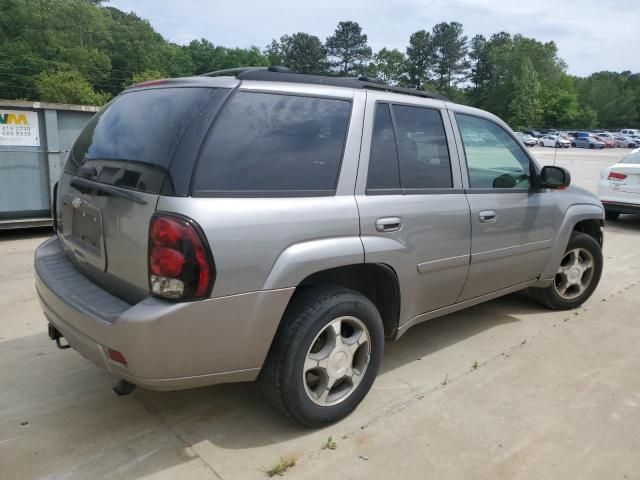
[0, 110, 40, 147]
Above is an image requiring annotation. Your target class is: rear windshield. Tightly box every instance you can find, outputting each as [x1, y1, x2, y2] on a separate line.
[192, 92, 351, 196]
[621, 152, 640, 164]
[66, 87, 226, 194]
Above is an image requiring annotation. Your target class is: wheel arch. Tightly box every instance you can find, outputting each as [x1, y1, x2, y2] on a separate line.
[293, 263, 401, 340]
[572, 218, 604, 246]
[539, 204, 604, 281]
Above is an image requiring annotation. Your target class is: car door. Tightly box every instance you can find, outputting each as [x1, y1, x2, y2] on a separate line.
[356, 93, 471, 324]
[450, 109, 557, 301]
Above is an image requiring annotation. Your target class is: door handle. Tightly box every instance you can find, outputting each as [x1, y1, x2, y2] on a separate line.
[375, 217, 402, 232]
[478, 210, 497, 223]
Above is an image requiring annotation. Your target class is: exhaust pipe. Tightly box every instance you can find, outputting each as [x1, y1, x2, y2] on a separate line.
[113, 379, 137, 396]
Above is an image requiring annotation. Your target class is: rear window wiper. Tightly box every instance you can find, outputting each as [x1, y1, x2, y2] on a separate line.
[70, 176, 148, 205]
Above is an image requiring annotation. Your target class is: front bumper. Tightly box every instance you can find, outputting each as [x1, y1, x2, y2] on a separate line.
[35, 237, 294, 390]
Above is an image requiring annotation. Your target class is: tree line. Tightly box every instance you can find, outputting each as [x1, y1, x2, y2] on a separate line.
[1, 0, 639, 129]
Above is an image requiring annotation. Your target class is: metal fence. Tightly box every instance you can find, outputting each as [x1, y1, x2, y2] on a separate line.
[0, 100, 98, 230]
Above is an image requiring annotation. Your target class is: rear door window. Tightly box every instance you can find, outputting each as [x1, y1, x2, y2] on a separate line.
[192, 92, 351, 196]
[66, 87, 227, 194]
[393, 104, 452, 189]
[366, 103, 453, 193]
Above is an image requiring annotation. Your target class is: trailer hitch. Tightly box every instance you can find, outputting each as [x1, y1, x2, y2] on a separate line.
[48, 323, 71, 349]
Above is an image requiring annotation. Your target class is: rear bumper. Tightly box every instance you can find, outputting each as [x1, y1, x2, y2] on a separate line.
[35, 236, 294, 390]
[600, 201, 640, 215]
[598, 182, 640, 215]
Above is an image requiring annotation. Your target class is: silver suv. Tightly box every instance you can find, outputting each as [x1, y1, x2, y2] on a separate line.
[35, 68, 604, 427]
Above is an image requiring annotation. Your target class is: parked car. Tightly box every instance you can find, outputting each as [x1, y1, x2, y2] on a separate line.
[593, 135, 616, 148]
[523, 129, 541, 138]
[34, 68, 605, 426]
[596, 132, 616, 140]
[539, 135, 571, 148]
[614, 136, 638, 148]
[571, 136, 605, 149]
[515, 131, 537, 146]
[620, 129, 640, 136]
[599, 149, 640, 220]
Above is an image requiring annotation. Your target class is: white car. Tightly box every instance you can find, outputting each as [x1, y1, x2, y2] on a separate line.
[614, 136, 639, 148]
[598, 149, 640, 220]
[620, 129, 640, 137]
[539, 135, 571, 148]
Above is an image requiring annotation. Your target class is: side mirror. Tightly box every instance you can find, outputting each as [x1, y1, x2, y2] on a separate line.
[540, 165, 571, 189]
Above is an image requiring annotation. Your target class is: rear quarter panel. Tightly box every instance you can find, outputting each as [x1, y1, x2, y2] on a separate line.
[155, 196, 363, 297]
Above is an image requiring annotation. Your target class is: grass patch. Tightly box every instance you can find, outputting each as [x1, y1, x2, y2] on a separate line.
[265, 456, 296, 477]
[322, 436, 337, 450]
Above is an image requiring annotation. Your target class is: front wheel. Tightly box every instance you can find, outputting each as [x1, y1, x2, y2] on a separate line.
[530, 232, 602, 310]
[260, 286, 384, 427]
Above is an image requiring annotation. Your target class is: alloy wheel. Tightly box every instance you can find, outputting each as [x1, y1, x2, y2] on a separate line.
[303, 316, 371, 407]
[554, 248, 595, 300]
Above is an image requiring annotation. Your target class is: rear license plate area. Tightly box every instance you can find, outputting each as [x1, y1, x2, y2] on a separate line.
[71, 207, 101, 255]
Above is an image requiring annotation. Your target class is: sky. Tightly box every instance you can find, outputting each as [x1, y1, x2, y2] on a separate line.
[109, 0, 640, 77]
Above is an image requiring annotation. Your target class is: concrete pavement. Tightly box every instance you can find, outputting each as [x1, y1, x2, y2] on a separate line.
[0, 148, 638, 479]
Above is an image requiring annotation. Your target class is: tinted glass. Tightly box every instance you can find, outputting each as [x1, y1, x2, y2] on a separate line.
[393, 105, 452, 189]
[456, 114, 532, 189]
[193, 92, 351, 195]
[66, 87, 225, 194]
[367, 104, 400, 190]
[621, 152, 640, 164]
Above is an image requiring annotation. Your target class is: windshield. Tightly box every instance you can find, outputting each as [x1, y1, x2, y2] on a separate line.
[65, 87, 227, 194]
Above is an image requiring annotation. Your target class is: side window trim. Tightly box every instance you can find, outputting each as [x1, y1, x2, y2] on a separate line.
[366, 101, 456, 195]
[452, 111, 539, 192]
[365, 102, 402, 193]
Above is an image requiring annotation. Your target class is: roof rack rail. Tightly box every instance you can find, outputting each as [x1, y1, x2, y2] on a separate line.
[360, 82, 448, 101]
[201, 66, 293, 77]
[200, 67, 449, 102]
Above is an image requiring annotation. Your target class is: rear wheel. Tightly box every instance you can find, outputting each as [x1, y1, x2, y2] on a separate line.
[605, 210, 620, 221]
[259, 286, 384, 427]
[531, 232, 602, 310]
[571, 142, 576, 147]
[589, 144, 595, 149]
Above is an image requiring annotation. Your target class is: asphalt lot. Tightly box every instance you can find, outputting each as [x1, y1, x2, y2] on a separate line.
[1, 147, 639, 479]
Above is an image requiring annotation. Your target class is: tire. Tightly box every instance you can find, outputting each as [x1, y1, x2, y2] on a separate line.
[530, 232, 602, 310]
[539, 141, 545, 147]
[589, 144, 595, 149]
[571, 143, 576, 147]
[605, 210, 619, 221]
[259, 286, 384, 427]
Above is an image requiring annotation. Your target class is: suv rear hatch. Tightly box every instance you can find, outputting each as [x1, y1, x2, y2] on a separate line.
[56, 82, 232, 303]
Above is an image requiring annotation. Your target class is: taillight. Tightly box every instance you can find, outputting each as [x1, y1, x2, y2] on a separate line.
[148, 214, 215, 300]
[608, 172, 627, 180]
